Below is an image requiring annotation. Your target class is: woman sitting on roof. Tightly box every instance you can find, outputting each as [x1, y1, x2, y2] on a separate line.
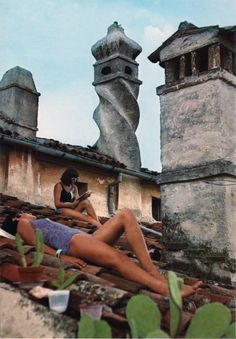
[2, 210, 202, 298]
[53, 168, 101, 228]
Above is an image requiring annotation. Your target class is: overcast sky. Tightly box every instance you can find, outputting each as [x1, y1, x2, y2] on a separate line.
[1, 0, 235, 171]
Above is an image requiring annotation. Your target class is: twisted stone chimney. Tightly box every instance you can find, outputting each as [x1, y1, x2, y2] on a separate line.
[91, 22, 142, 170]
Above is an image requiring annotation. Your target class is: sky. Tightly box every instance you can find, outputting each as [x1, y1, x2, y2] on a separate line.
[1, 0, 235, 171]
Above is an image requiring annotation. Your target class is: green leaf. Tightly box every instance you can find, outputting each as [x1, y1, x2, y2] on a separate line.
[129, 318, 139, 339]
[58, 271, 78, 290]
[170, 298, 182, 338]
[77, 315, 112, 339]
[78, 315, 95, 338]
[94, 320, 112, 338]
[186, 302, 232, 338]
[50, 280, 60, 288]
[146, 329, 170, 338]
[224, 322, 236, 339]
[32, 252, 44, 267]
[126, 295, 161, 338]
[58, 265, 65, 285]
[15, 233, 27, 267]
[168, 271, 182, 308]
[168, 271, 183, 337]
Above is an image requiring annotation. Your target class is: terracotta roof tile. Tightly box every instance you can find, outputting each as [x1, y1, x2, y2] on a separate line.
[0, 128, 127, 168]
[0, 193, 235, 336]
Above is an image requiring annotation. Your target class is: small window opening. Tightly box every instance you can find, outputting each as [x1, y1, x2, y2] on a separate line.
[125, 66, 132, 75]
[185, 53, 192, 76]
[101, 66, 111, 75]
[198, 46, 208, 73]
[152, 197, 161, 221]
[165, 57, 179, 83]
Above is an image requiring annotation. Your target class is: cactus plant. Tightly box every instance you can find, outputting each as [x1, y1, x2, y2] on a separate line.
[15, 230, 44, 267]
[168, 271, 183, 337]
[15, 233, 27, 267]
[78, 314, 112, 338]
[32, 229, 44, 267]
[185, 302, 232, 338]
[126, 294, 163, 338]
[77, 271, 235, 339]
[51, 265, 78, 290]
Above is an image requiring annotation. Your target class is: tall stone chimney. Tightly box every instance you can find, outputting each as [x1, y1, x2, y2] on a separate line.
[0, 66, 40, 139]
[149, 23, 236, 284]
[92, 22, 142, 170]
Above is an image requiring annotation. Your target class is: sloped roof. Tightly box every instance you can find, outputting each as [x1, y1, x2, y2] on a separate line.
[0, 193, 235, 337]
[0, 127, 160, 178]
[148, 22, 236, 64]
[0, 126, 126, 168]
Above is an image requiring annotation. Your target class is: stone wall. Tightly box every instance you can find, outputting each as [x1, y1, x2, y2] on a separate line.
[161, 175, 236, 284]
[0, 67, 40, 139]
[0, 283, 77, 338]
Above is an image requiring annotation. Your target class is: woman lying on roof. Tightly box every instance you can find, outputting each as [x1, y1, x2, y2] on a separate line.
[53, 168, 102, 228]
[2, 209, 202, 297]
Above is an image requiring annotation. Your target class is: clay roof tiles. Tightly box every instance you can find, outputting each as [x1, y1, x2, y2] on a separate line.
[0, 193, 235, 337]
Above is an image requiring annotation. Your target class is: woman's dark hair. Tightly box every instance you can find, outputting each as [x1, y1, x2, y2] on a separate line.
[1, 213, 18, 236]
[60, 168, 79, 185]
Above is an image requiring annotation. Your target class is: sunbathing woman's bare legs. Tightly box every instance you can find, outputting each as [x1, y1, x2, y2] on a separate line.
[69, 233, 202, 297]
[93, 208, 164, 281]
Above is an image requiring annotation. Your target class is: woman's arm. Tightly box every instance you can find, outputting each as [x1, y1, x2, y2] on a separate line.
[53, 183, 78, 209]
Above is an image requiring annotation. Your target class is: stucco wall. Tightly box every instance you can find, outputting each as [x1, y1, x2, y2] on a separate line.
[141, 181, 160, 222]
[160, 78, 236, 170]
[161, 177, 236, 259]
[0, 144, 160, 220]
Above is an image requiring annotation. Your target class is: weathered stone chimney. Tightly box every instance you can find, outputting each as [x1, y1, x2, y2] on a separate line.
[0, 66, 40, 139]
[149, 22, 236, 284]
[92, 22, 142, 170]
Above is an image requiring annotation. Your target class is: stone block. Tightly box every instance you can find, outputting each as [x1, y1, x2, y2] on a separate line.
[0, 283, 78, 338]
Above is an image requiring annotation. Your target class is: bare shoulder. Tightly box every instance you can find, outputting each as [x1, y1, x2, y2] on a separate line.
[17, 218, 33, 233]
[54, 182, 62, 191]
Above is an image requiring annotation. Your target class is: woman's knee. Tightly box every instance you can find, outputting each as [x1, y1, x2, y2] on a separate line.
[80, 199, 91, 208]
[119, 208, 135, 222]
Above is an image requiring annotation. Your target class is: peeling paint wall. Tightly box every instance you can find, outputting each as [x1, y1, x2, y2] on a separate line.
[0, 145, 160, 219]
[141, 181, 160, 222]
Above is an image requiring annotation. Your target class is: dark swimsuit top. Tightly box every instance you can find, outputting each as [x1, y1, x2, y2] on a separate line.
[60, 183, 76, 202]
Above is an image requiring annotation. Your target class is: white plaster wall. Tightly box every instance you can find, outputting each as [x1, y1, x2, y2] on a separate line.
[118, 175, 142, 218]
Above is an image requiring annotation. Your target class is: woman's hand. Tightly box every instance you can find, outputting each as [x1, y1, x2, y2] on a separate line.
[60, 254, 87, 269]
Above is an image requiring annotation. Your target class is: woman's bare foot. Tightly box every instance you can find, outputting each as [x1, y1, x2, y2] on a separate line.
[157, 280, 203, 298]
[149, 269, 167, 283]
[180, 281, 203, 298]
